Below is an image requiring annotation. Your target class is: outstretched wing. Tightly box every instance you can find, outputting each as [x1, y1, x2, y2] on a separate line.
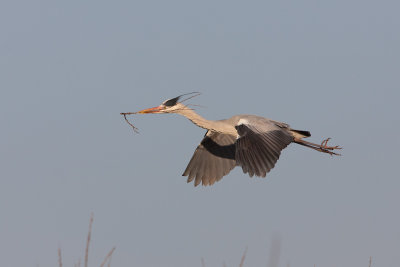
[183, 131, 236, 186]
[235, 123, 293, 177]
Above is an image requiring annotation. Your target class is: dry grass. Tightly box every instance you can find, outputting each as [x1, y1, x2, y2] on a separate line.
[198, 247, 373, 267]
[239, 247, 247, 267]
[99, 247, 116, 267]
[84, 213, 94, 267]
[57, 213, 116, 267]
[58, 247, 62, 267]
[56, 215, 374, 267]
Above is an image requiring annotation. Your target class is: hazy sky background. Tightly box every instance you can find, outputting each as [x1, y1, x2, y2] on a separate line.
[1, 1, 399, 266]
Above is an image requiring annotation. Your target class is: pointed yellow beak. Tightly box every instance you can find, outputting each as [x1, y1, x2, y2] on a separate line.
[137, 106, 163, 114]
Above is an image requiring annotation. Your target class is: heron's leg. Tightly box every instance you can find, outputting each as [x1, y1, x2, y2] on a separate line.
[300, 138, 341, 151]
[294, 138, 342, 156]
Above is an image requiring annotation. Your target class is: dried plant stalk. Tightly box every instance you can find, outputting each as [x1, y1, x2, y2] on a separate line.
[84, 213, 94, 267]
[239, 247, 248, 267]
[58, 247, 62, 267]
[100, 247, 116, 267]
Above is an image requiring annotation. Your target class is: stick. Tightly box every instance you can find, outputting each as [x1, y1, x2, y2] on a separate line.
[120, 113, 140, 133]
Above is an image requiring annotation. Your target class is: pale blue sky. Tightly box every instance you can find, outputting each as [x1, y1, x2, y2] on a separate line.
[1, 1, 399, 266]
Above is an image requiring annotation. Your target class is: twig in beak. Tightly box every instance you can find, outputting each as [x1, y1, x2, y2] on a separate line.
[120, 112, 139, 133]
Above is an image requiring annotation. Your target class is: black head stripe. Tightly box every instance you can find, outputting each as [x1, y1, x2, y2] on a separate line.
[163, 96, 180, 107]
[162, 92, 201, 107]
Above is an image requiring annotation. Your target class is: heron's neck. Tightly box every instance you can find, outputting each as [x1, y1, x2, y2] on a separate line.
[176, 107, 236, 135]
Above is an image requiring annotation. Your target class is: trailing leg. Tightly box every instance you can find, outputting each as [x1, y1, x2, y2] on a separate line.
[294, 137, 342, 156]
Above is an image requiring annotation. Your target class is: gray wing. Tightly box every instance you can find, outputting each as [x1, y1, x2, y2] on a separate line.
[235, 123, 293, 177]
[183, 131, 236, 186]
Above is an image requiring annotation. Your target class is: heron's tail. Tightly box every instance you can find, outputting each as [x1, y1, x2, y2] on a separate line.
[290, 129, 311, 139]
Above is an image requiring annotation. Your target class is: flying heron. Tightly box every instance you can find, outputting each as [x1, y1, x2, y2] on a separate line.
[121, 93, 341, 186]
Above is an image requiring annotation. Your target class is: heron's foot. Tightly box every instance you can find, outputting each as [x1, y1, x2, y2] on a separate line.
[294, 137, 342, 156]
[318, 138, 342, 156]
[321, 137, 330, 147]
[320, 138, 342, 150]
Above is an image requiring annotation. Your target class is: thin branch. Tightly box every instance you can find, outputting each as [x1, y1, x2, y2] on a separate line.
[85, 213, 94, 267]
[120, 113, 140, 133]
[100, 247, 116, 267]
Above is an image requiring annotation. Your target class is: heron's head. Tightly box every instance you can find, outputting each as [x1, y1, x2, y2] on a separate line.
[136, 92, 199, 114]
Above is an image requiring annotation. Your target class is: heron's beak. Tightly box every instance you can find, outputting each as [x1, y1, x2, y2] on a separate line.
[137, 106, 163, 114]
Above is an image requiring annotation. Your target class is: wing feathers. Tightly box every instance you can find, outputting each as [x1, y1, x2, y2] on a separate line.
[183, 131, 236, 186]
[183, 118, 294, 186]
[235, 124, 293, 178]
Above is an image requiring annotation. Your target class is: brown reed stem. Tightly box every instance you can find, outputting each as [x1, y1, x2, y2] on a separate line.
[239, 247, 248, 267]
[100, 247, 116, 267]
[84, 213, 94, 267]
[58, 247, 62, 267]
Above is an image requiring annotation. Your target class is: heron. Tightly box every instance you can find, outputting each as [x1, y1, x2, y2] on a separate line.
[121, 93, 341, 186]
